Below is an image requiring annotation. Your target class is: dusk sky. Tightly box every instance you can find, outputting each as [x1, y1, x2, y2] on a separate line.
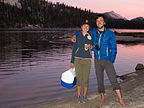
[48, 0, 144, 20]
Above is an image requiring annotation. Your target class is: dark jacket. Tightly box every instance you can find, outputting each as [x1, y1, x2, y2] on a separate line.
[71, 31, 93, 63]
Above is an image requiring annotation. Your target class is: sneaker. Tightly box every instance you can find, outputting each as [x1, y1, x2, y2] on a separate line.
[77, 96, 81, 103]
[82, 96, 87, 103]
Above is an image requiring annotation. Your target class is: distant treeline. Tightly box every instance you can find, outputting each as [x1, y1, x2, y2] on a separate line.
[106, 18, 144, 29]
[0, 0, 144, 29]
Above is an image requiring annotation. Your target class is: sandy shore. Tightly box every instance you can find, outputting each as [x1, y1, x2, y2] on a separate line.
[27, 68, 144, 108]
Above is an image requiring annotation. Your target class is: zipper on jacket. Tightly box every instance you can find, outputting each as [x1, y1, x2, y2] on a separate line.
[107, 47, 108, 56]
[98, 33, 102, 59]
[75, 47, 79, 54]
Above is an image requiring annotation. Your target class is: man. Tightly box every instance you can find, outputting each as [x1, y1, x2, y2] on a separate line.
[72, 14, 128, 106]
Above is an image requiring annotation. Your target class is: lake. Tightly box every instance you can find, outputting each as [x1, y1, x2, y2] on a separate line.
[110, 29, 144, 33]
[0, 29, 144, 108]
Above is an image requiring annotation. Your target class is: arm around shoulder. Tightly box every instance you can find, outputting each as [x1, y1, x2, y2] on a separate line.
[71, 30, 81, 42]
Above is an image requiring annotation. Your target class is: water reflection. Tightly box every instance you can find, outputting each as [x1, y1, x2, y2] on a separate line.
[0, 31, 72, 76]
[0, 31, 144, 108]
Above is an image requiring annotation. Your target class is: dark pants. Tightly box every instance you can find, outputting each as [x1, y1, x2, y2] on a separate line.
[94, 59, 120, 93]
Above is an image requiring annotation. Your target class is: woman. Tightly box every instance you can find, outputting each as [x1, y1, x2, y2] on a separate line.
[70, 19, 93, 103]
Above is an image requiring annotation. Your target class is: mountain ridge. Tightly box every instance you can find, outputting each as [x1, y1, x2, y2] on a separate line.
[3, 0, 21, 8]
[131, 17, 144, 21]
[103, 11, 128, 20]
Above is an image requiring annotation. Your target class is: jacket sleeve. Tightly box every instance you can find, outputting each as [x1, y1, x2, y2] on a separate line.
[109, 32, 117, 63]
[71, 41, 77, 64]
[74, 28, 95, 37]
[74, 30, 81, 36]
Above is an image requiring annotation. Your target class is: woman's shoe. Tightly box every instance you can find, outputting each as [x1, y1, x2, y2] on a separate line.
[82, 96, 87, 103]
[77, 96, 81, 103]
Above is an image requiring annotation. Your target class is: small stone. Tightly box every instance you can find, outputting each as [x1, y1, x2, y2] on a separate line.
[135, 64, 144, 70]
[119, 75, 127, 80]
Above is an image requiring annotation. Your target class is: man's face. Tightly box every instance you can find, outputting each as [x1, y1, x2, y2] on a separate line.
[96, 17, 105, 29]
[81, 24, 90, 32]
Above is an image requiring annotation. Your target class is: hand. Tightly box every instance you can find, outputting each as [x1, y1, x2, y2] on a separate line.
[71, 35, 76, 43]
[70, 64, 74, 68]
[92, 51, 94, 54]
[85, 44, 91, 49]
[89, 45, 93, 49]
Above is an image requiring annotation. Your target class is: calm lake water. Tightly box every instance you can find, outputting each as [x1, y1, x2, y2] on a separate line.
[0, 29, 144, 108]
[110, 29, 144, 33]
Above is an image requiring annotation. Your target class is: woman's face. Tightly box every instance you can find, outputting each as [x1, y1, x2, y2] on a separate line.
[81, 24, 90, 32]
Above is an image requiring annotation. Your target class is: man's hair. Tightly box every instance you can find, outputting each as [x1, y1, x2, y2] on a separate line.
[95, 14, 106, 22]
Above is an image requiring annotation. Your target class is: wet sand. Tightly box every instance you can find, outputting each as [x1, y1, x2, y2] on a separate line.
[28, 69, 144, 108]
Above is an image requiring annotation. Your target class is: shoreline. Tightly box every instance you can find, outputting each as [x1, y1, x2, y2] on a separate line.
[0, 28, 80, 32]
[0, 29, 144, 44]
[28, 68, 144, 108]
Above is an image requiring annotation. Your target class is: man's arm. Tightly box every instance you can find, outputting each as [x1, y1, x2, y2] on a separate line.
[71, 30, 81, 42]
[71, 28, 96, 42]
